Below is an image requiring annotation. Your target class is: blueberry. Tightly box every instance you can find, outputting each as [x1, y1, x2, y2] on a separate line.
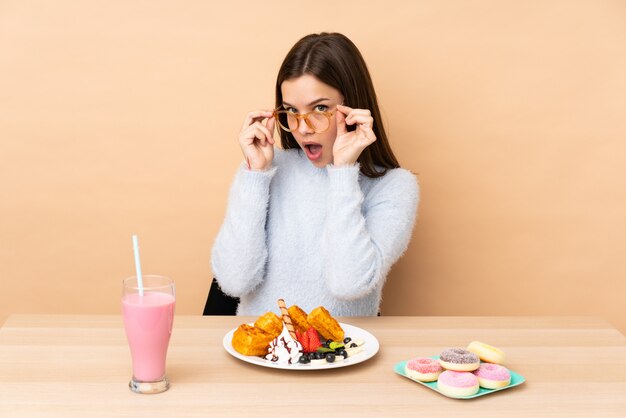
[326, 353, 336, 363]
[326, 339, 333, 345]
[298, 355, 310, 364]
[307, 352, 315, 360]
[343, 337, 352, 344]
[336, 349, 347, 359]
[349, 342, 357, 348]
[314, 352, 324, 360]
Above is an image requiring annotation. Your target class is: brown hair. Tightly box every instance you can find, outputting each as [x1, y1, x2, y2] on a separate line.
[275, 32, 399, 178]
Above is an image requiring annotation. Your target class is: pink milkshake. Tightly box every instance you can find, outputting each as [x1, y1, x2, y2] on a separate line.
[122, 275, 175, 393]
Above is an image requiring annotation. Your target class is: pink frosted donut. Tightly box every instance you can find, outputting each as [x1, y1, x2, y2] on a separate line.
[437, 370, 479, 398]
[473, 363, 511, 389]
[405, 357, 443, 382]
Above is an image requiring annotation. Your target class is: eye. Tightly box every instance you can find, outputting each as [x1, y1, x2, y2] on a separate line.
[284, 106, 298, 114]
[314, 104, 328, 112]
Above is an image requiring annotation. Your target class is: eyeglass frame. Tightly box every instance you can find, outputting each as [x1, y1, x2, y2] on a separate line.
[272, 107, 336, 134]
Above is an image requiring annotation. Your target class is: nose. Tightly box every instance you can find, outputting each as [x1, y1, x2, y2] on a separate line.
[297, 116, 314, 135]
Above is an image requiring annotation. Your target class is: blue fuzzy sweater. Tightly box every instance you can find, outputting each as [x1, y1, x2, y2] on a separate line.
[211, 148, 419, 316]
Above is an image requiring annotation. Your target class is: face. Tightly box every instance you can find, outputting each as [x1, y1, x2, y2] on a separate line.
[280, 74, 344, 168]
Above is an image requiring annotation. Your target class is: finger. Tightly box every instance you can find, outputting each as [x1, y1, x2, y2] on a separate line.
[359, 125, 377, 144]
[345, 109, 372, 123]
[253, 127, 271, 146]
[336, 104, 353, 115]
[240, 125, 259, 145]
[345, 108, 371, 117]
[335, 107, 348, 136]
[265, 116, 276, 145]
[241, 122, 266, 142]
[245, 125, 267, 146]
[253, 121, 273, 145]
[346, 114, 374, 129]
[338, 105, 369, 121]
[242, 110, 274, 130]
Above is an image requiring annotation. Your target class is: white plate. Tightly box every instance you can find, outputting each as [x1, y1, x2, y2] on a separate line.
[223, 322, 380, 370]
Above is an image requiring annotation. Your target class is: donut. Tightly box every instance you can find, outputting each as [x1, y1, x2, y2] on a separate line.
[437, 370, 480, 398]
[405, 357, 443, 382]
[473, 363, 511, 389]
[439, 348, 480, 371]
[467, 341, 506, 364]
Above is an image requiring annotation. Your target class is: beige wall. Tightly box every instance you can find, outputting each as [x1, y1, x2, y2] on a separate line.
[1, 1, 625, 332]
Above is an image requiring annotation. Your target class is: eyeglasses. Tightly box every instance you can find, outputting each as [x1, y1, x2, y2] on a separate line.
[273, 108, 335, 134]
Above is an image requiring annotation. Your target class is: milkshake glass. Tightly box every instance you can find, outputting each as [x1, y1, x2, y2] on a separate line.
[122, 275, 175, 394]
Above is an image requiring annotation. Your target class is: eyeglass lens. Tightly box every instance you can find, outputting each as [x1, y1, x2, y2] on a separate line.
[279, 111, 330, 133]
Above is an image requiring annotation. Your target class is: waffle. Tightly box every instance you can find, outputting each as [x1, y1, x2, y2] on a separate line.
[231, 324, 275, 356]
[307, 306, 344, 341]
[253, 311, 283, 339]
[287, 305, 311, 334]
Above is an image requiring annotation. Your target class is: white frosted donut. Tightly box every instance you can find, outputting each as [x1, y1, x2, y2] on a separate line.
[467, 341, 506, 364]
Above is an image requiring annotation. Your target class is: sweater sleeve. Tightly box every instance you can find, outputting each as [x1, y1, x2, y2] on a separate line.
[322, 165, 419, 300]
[210, 163, 277, 297]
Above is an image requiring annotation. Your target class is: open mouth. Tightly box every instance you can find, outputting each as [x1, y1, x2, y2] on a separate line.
[303, 143, 323, 161]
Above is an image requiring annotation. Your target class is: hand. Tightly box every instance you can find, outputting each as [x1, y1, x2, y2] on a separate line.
[332, 104, 376, 167]
[238, 110, 276, 171]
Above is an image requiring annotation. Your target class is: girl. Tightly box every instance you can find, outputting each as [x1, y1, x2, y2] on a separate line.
[211, 32, 419, 316]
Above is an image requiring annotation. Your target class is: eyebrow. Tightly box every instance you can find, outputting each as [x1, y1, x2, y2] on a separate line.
[282, 98, 331, 108]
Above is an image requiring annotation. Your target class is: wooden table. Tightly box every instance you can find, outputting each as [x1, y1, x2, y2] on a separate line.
[0, 315, 624, 417]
